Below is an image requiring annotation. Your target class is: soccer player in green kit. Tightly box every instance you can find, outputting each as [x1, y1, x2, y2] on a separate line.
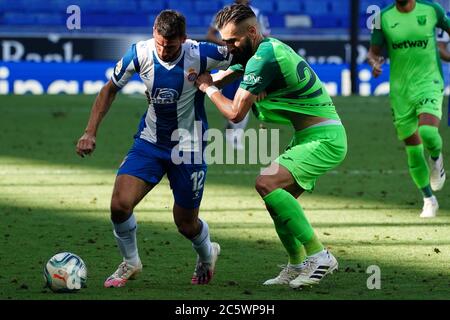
[195, 4, 347, 289]
[368, 0, 448, 218]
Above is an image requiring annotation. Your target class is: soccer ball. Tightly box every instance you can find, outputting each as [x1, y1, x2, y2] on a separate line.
[43, 252, 87, 293]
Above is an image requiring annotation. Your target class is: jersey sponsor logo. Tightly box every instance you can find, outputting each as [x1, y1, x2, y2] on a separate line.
[253, 54, 263, 60]
[417, 15, 427, 26]
[114, 59, 123, 75]
[391, 39, 429, 50]
[149, 88, 180, 104]
[243, 73, 262, 85]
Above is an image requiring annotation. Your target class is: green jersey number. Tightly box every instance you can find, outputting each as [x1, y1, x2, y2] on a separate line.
[285, 61, 321, 99]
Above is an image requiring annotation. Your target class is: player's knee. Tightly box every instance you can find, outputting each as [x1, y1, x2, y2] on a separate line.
[255, 175, 277, 198]
[110, 197, 134, 223]
[418, 125, 439, 144]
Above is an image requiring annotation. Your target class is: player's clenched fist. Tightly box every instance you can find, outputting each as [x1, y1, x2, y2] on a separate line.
[76, 133, 96, 157]
[371, 57, 384, 78]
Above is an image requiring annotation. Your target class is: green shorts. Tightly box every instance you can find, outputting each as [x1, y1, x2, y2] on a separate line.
[390, 90, 443, 140]
[275, 124, 347, 192]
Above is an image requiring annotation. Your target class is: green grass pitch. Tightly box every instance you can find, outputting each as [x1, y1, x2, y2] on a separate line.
[0, 94, 449, 300]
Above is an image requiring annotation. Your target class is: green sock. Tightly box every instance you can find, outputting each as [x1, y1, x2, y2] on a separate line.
[418, 125, 442, 159]
[405, 144, 431, 190]
[303, 233, 324, 256]
[268, 209, 306, 264]
[263, 188, 319, 255]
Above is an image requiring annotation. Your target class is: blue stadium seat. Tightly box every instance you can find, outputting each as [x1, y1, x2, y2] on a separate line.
[73, 0, 105, 13]
[251, 0, 274, 12]
[0, 0, 381, 35]
[49, 0, 76, 13]
[277, 0, 302, 14]
[0, 0, 27, 11]
[167, 0, 194, 13]
[23, 1, 60, 13]
[139, 0, 166, 13]
[266, 14, 285, 28]
[83, 13, 118, 26]
[311, 15, 347, 28]
[122, 14, 149, 27]
[3, 12, 36, 25]
[304, 0, 330, 15]
[194, 1, 221, 13]
[81, 13, 149, 27]
[148, 14, 158, 27]
[203, 14, 216, 28]
[330, 0, 350, 14]
[103, 0, 138, 13]
[185, 13, 205, 28]
[35, 14, 65, 26]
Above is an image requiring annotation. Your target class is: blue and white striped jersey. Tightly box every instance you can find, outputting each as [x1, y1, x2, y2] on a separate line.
[111, 39, 233, 150]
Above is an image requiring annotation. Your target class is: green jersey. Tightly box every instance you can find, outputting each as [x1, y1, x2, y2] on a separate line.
[371, 0, 450, 96]
[233, 38, 339, 125]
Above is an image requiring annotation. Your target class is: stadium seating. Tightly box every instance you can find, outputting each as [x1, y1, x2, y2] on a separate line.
[0, 0, 390, 36]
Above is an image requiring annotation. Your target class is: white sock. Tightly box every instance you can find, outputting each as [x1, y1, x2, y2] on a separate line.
[112, 214, 140, 266]
[308, 249, 327, 258]
[191, 219, 212, 263]
[288, 262, 304, 269]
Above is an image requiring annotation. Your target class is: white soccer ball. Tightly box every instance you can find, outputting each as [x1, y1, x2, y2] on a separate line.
[43, 252, 87, 293]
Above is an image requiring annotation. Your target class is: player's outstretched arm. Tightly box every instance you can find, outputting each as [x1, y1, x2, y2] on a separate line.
[196, 72, 255, 123]
[211, 68, 243, 89]
[367, 45, 384, 78]
[76, 80, 119, 157]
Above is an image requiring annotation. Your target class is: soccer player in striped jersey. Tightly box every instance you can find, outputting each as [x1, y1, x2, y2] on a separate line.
[76, 10, 234, 287]
[368, 0, 449, 218]
[196, 4, 347, 289]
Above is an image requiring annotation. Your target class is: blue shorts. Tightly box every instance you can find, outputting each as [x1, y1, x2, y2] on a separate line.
[117, 138, 207, 209]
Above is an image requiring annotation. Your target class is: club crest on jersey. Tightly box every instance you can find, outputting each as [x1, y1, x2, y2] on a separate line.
[114, 59, 123, 75]
[187, 68, 198, 82]
[417, 15, 427, 26]
[150, 88, 180, 104]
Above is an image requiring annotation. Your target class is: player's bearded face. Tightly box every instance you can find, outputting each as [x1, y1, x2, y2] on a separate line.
[230, 36, 254, 65]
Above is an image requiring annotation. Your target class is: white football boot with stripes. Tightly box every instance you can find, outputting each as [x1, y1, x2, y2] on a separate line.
[289, 249, 338, 289]
[263, 265, 302, 285]
[429, 154, 446, 191]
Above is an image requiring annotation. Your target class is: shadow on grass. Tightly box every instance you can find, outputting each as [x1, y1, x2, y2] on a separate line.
[0, 201, 449, 300]
[2, 95, 450, 212]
